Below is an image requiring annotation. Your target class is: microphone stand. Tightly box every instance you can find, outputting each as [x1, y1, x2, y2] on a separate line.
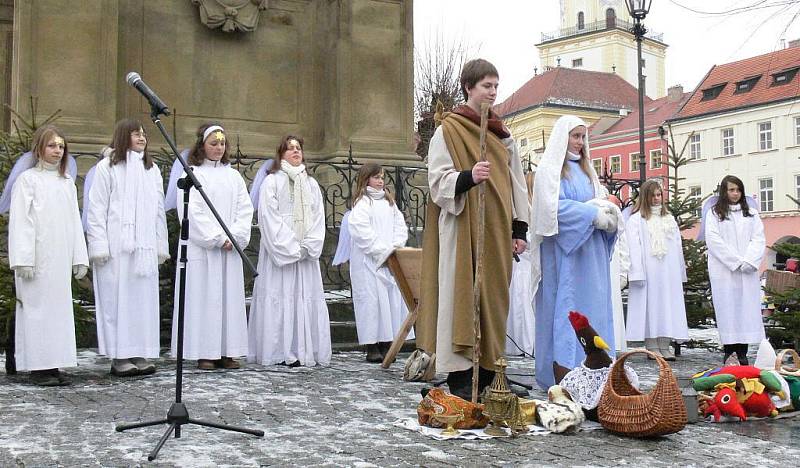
[115, 106, 263, 461]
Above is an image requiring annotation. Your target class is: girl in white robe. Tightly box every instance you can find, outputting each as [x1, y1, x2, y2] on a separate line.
[8, 125, 88, 386]
[348, 163, 411, 362]
[625, 180, 688, 360]
[505, 231, 535, 357]
[705, 175, 765, 365]
[86, 119, 169, 376]
[248, 135, 331, 367]
[171, 124, 253, 369]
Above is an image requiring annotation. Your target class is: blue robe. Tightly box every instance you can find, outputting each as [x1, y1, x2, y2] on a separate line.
[534, 160, 616, 390]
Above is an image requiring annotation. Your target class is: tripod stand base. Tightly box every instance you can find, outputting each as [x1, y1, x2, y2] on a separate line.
[116, 402, 264, 461]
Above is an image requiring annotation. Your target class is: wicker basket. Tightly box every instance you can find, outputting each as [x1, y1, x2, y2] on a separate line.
[597, 350, 687, 438]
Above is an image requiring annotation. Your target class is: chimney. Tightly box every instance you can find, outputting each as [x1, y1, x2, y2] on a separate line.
[667, 85, 684, 102]
[789, 38, 800, 49]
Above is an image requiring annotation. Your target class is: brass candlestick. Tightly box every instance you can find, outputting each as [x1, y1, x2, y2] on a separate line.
[481, 358, 527, 436]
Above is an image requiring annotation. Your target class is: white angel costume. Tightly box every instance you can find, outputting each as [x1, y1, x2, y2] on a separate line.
[171, 159, 254, 360]
[348, 188, 411, 345]
[86, 152, 169, 359]
[247, 162, 331, 366]
[8, 161, 88, 371]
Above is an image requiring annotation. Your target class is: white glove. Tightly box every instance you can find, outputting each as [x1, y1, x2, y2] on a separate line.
[593, 209, 614, 232]
[73, 264, 88, 280]
[91, 254, 110, 267]
[15, 266, 34, 280]
[299, 246, 309, 260]
[740, 262, 757, 274]
[620, 274, 629, 289]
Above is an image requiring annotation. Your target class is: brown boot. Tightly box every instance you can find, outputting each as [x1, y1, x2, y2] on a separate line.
[220, 357, 241, 369]
[197, 359, 216, 370]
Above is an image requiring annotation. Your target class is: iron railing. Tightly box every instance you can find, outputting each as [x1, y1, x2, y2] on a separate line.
[540, 18, 664, 43]
[68, 148, 429, 296]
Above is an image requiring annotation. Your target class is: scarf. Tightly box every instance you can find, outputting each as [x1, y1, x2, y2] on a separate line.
[567, 151, 582, 161]
[451, 105, 511, 139]
[366, 186, 385, 200]
[120, 151, 158, 276]
[281, 159, 313, 241]
[36, 160, 60, 171]
[645, 208, 677, 259]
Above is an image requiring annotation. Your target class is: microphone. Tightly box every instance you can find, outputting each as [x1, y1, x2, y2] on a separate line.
[125, 72, 171, 116]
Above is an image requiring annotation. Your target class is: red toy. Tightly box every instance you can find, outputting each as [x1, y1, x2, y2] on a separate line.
[704, 388, 746, 422]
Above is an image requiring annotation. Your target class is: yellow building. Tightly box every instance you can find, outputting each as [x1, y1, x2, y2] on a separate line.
[496, 66, 646, 167]
[537, 0, 667, 99]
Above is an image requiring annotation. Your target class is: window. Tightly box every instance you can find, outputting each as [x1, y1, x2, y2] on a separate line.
[630, 153, 641, 172]
[721, 128, 735, 156]
[796, 174, 800, 200]
[758, 121, 773, 151]
[795, 116, 800, 146]
[771, 67, 799, 86]
[572, 58, 583, 68]
[577, 11, 585, 29]
[689, 133, 701, 160]
[759, 178, 774, 212]
[689, 186, 702, 217]
[592, 158, 603, 175]
[605, 8, 616, 28]
[610, 155, 621, 174]
[734, 75, 761, 94]
[649, 149, 663, 169]
[701, 83, 726, 101]
[520, 137, 528, 147]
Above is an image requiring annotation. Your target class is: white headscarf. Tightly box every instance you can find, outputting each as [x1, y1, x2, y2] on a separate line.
[529, 115, 604, 297]
[121, 151, 158, 276]
[280, 159, 314, 241]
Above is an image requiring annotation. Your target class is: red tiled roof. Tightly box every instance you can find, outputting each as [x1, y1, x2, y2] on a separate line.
[673, 46, 800, 120]
[495, 67, 649, 117]
[595, 91, 691, 136]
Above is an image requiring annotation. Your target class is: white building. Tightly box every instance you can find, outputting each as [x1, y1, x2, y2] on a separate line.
[537, 0, 667, 98]
[668, 44, 800, 263]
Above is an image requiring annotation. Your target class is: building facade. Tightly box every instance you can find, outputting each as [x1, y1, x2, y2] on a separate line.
[496, 66, 645, 168]
[668, 45, 800, 265]
[590, 85, 690, 201]
[537, 0, 667, 98]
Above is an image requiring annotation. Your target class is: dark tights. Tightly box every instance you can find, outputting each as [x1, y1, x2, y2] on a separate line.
[723, 343, 750, 365]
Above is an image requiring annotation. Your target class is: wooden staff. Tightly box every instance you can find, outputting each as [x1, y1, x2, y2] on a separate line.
[471, 102, 490, 403]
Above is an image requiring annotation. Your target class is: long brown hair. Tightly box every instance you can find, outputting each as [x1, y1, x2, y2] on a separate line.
[31, 124, 69, 177]
[713, 175, 752, 221]
[633, 179, 669, 220]
[268, 135, 304, 174]
[353, 163, 395, 206]
[110, 118, 153, 169]
[187, 122, 229, 166]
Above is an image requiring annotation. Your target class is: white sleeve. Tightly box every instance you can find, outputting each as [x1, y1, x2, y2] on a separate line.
[705, 214, 742, 271]
[8, 174, 36, 268]
[86, 162, 112, 260]
[743, 212, 765, 270]
[427, 127, 466, 216]
[258, 176, 302, 265]
[301, 179, 326, 259]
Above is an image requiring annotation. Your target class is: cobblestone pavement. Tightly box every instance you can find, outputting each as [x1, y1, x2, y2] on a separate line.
[2, 329, 799, 467]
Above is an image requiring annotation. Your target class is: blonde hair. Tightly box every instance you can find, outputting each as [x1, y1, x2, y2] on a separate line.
[31, 125, 69, 176]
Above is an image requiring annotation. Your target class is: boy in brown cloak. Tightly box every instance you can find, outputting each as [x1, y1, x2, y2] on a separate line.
[417, 58, 530, 399]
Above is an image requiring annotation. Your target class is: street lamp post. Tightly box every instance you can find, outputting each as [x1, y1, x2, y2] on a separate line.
[625, 0, 652, 186]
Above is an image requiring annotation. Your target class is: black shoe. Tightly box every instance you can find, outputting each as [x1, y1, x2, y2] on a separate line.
[365, 344, 383, 363]
[30, 369, 67, 387]
[446, 369, 472, 400]
[478, 367, 495, 394]
[378, 342, 395, 363]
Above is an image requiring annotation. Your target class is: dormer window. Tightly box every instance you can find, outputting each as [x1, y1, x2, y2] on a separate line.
[771, 67, 799, 86]
[734, 75, 761, 94]
[701, 83, 727, 101]
[578, 11, 585, 30]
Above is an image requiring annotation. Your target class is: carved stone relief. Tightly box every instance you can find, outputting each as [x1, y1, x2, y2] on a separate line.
[192, 0, 269, 32]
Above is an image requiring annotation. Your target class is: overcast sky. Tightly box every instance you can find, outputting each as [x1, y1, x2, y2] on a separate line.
[414, 0, 800, 101]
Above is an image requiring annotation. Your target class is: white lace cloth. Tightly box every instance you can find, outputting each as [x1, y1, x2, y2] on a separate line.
[560, 363, 640, 410]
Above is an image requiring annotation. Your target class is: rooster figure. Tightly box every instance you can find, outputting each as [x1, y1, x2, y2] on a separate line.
[559, 311, 637, 421]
